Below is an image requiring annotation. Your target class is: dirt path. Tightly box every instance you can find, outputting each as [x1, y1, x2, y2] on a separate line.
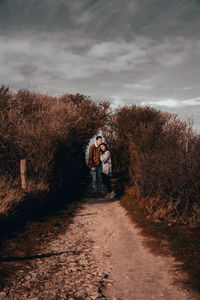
[81, 196, 195, 300]
[0, 190, 198, 299]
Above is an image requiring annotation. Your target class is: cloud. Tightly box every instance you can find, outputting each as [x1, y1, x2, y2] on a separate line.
[0, 0, 199, 129]
[1, 30, 200, 101]
[0, 0, 199, 41]
[0, 34, 152, 92]
[0, 0, 200, 110]
[108, 96, 125, 110]
[140, 97, 200, 108]
[124, 83, 154, 90]
[182, 97, 200, 106]
[141, 99, 182, 108]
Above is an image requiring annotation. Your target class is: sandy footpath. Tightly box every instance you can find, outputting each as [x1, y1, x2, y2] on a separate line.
[0, 191, 198, 299]
[81, 195, 196, 300]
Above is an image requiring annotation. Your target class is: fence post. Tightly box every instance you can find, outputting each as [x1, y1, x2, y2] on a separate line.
[20, 159, 27, 190]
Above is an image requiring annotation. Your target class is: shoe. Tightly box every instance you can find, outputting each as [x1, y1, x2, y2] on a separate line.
[109, 191, 116, 199]
[104, 192, 111, 199]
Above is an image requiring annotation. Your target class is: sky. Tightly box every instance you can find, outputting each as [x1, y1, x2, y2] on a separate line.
[0, 0, 200, 130]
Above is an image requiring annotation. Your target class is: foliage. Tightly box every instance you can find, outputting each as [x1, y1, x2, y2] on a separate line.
[103, 105, 200, 223]
[0, 86, 109, 204]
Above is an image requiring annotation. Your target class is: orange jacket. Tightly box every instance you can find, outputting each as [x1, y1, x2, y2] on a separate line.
[88, 144, 101, 168]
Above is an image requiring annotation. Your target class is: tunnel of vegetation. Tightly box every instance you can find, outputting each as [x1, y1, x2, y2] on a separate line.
[0, 85, 200, 226]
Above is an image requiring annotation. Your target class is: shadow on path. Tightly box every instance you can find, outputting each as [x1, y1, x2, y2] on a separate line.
[0, 250, 79, 263]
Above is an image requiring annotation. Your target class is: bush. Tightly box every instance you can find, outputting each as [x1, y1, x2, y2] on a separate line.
[0, 86, 110, 214]
[104, 105, 200, 223]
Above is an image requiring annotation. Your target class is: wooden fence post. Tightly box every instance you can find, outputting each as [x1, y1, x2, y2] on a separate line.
[20, 159, 27, 190]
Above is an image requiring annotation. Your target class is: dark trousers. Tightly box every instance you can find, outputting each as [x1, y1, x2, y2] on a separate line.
[90, 165, 102, 193]
[102, 173, 112, 193]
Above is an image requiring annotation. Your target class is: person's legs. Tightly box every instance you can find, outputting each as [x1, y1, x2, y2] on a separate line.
[102, 173, 106, 190]
[105, 174, 112, 193]
[90, 168, 97, 193]
[107, 175, 112, 193]
[102, 173, 112, 193]
[96, 165, 102, 193]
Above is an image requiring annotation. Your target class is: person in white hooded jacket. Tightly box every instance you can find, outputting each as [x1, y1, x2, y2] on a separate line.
[100, 143, 116, 199]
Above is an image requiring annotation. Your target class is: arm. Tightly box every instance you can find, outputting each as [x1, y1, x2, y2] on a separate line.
[88, 145, 95, 168]
[100, 150, 111, 163]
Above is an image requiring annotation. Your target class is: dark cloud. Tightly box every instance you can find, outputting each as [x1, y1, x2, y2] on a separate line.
[0, 0, 199, 39]
[0, 0, 200, 128]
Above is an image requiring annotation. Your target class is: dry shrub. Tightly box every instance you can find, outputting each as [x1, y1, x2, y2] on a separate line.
[0, 86, 109, 214]
[104, 105, 200, 224]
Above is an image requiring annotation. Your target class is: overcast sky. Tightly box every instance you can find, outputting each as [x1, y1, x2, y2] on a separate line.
[0, 0, 200, 130]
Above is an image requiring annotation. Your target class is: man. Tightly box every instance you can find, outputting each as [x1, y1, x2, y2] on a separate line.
[88, 136, 102, 196]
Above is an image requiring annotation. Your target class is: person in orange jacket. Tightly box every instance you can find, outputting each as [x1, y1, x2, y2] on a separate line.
[88, 136, 102, 196]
